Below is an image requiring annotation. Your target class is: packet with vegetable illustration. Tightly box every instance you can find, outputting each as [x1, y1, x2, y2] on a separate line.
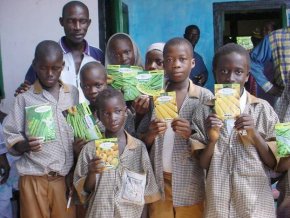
[214, 84, 240, 120]
[136, 70, 164, 96]
[275, 122, 290, 157]
[95, 138, 119, 170]
[25, 103, 56, 142]
[153, 91, 178, 120]
[63, 102, 102, 141]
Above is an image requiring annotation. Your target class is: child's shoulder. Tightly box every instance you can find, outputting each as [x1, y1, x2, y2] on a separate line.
[63, 83, 79, 94]
[126, 132, 145, 150]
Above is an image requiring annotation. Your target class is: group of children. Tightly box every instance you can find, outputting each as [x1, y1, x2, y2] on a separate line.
[1, 4, 290, 218]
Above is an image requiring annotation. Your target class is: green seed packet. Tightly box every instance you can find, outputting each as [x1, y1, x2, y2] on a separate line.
[95, 138, 119, 170]
[63, 102, 102, 141]
[136, 70, 164, 96]
[25, 103, 56, 142]
[107, 65, 143, 101]
[275, 122, 290, 157]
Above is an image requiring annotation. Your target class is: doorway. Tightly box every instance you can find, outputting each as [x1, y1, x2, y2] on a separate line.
[213, 0, 290, 51]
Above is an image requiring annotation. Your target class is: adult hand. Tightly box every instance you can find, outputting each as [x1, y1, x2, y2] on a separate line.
[0, 153, 10, 184]
[267, 84, 284, 97]
[132, 95, 150, 115]
[14, 81, 31, 97]
[171, 118, 191, 139]
[13, 137, 43, 154]
[205, 114, 223, 144]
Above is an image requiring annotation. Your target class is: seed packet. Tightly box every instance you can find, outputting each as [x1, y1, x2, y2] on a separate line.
[95, 138, 119, 170]
[136, 70, 164, 96]
[25, 103, 56, 142]
[153, 92, 178, 120]
[214, 84, 240, 120]
[63, 102, 102, 141]
[107, 65, 143, 101]
[119, 169, 146, 206]
[275, 122, 290, 157]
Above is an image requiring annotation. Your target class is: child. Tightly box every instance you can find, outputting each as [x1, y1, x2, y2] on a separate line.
[192, 43, 278, 218]
[105, 33, 142, 67]
[144, 38, 214, 218]
[145, 42, 165, 71]
[3, 40, 78, 218]
[73, 89, 160, 218]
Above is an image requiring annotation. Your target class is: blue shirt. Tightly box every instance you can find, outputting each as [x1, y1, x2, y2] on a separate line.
[189, 51, 208, 85]
[24, 37, 105, 84]
[250, 35, 274, 92]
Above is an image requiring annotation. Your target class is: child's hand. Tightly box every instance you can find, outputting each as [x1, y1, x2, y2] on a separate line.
[205, 114, 223, 143]
[73, 138, 87, 157]
[88, 157, 106, 175]
[14, 137, 43, 154]
[234, 114, 257, 140]
[142, 118, 167, 146]
[171, 118, 191, 139]
[132, 95, 150, 115]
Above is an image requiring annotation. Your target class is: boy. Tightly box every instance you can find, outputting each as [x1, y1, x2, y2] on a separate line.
[192, 43, 278, 217]
[144, 38, 214, 218]
[73, 89, 160, 218]
[3, 40, 78, 218]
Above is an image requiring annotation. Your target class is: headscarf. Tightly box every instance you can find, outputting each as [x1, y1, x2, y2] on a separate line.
[146, 42, 165, 54]
[105, 33, 143, 67]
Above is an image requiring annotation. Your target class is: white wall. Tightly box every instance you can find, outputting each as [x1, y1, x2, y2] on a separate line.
[0, 0, 100, 113]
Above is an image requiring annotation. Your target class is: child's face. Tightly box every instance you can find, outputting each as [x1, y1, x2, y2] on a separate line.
[99, 97, 127, 134]
[214, 52, 249, 94]
[34, 55, 64, 88]
[163, 44, 194, 83]
[109, 38, 135, 65]
[145, 50, 164, 71]
[60, 5, 91, 44]
[81, 68, 107, 106]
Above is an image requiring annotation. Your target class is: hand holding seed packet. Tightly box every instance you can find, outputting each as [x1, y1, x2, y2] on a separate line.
[95, 138, 119, 170]
[153, 92, 178, 121]
[214, 84, 240, 121]
[25, 103, 56, 142]
[63, 102, 102, 141]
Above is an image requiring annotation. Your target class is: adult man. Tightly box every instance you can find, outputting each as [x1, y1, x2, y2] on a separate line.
[17, 1, 104, 102]
[183, 25, 208, 86]
[250, 27, 289, 122]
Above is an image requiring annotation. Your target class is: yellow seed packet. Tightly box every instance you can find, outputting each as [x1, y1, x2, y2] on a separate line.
[153, 92, 178, 120]
[214, 84, 240, 120]
[95, 138, 119, 170]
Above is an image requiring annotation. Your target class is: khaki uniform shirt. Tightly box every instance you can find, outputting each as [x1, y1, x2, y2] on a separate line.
[3, 80, 78, 176]
[74, 132, 160, 218]
[192, 92, 278, 218]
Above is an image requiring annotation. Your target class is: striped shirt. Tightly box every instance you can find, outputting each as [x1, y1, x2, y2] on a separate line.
[74, 132, 160, 218]
[191, 92, 278, 218]
[150, 80, 214, 207]
[3, 80, 78, 176]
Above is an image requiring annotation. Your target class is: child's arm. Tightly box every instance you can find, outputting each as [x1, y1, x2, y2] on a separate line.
[276, 157, 290, 173]
[235, 114, 276, 169]
[199, 114, 223, 169]
[141, 118, 167, 149]
[83, 156, 106, 193]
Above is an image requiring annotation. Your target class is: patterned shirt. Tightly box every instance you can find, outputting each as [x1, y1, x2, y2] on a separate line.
[150, 80, 214, 207]
[74, 132, 160, 218]
[3, 80, 78, 176]
[191, 92, 278, 218]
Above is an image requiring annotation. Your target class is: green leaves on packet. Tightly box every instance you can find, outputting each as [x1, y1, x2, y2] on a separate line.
[63, 102, 102, 141]
[275, 122, 290, 157]
[107, 65, 164, 101]
[25, 103, 56, 142]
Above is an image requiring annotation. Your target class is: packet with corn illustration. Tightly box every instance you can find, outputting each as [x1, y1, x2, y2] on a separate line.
[95, 138, 119, 170]
[153, 91, 178, 120]
[214, 84, 240, 120]
[63, 102, 102, 141]
[25, 103, 56, 142]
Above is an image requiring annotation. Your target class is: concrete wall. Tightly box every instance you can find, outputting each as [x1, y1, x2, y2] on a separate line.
[123, 0, 248, 89]
[0, 0, 100, 113]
